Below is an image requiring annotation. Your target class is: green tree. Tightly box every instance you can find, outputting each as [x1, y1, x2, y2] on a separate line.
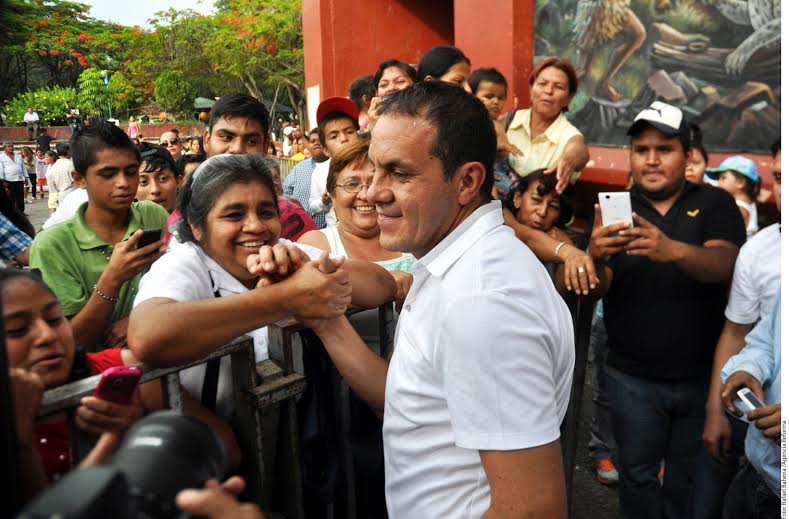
[203, 0, 305, 121]
[4, 86, 78, 126]
[77, 67, 112, 118]
[154, 70, 196, 118]
[109, 71, 134, 118]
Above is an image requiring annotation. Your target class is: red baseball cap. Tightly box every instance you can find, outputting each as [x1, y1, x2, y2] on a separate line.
[316, 97, 359, 125]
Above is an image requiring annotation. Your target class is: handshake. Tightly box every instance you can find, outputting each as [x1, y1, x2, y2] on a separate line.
[246, 243, 353, 326]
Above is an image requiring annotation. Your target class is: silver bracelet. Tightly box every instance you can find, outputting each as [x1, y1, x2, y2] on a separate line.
[553, 241, 567, 261]
[93, 284, 119, 303]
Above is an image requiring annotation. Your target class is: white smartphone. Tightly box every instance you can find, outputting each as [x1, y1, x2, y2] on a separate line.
[598, 192, 634, 228]
[737, 388, 765, 412]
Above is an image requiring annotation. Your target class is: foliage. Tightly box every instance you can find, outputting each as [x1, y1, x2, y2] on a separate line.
[154, 70, 196, 117]
[77, 67, 113, 118]
[108, 72, 134, 118]
[0, 0, 305, 124]
[4, 86, 77, 126]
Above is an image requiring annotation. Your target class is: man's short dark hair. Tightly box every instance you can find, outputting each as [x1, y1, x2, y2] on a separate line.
[377, 81, 496, 200]
[469, 67, 508, 94]
[70, 118, 139, 174]
[348, 75, 376, 111]
[177, 153, 206, 175]
[208, 93, 270, 136]
[771, 138, 780, 158]
[39, 128, 47, 134]
[55, 142, 69, 158]
[136, 142, 180, 177]
[318, 112, 359, 148]
[373, 60, 418, 91]
[309, 127, 319, 138]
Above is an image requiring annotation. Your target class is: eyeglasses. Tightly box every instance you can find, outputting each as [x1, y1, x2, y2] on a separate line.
[160, 138, 180, 146]
[336, 180, 372, 194]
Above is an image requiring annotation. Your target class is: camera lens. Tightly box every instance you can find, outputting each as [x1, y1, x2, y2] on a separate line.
[108, 411, 226, 518]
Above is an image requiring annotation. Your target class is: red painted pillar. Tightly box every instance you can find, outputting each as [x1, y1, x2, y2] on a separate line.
[453, 0, 535, 112]
[302, 0, 454, 130]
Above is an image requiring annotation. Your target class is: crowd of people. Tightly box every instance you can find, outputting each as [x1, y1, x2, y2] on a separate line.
[0, 43, 781, 519]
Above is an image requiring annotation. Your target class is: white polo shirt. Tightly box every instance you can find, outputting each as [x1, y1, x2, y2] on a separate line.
[383, 201, 575, 518]
[725, 223, 781, 325]
[134, 239, 323, 419]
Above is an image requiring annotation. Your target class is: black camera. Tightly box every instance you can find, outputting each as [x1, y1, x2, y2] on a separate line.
[18, 411, 226, 519]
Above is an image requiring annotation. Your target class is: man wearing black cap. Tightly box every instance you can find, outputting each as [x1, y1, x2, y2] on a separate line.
[588, 101, 746, 519]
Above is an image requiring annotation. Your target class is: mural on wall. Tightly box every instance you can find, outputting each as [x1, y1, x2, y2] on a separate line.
[535, 0, 780, 152]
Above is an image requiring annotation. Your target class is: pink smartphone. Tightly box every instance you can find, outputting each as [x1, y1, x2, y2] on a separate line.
[93, 366, 142, 405]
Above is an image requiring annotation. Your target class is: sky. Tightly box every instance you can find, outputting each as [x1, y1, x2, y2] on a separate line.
[82, 0, 216, 28]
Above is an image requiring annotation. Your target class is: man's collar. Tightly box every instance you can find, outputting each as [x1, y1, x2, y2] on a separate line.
[420, 201, 503, 277]
[73, 202, 141, 250]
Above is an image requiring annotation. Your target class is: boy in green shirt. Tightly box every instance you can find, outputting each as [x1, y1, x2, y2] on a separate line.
[30, 119, 168, 350]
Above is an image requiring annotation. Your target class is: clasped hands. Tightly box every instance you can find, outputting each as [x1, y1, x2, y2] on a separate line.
[246, 244, 352, 324]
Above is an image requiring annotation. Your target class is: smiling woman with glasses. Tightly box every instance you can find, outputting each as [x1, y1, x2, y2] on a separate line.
[298, 139, 415, 310]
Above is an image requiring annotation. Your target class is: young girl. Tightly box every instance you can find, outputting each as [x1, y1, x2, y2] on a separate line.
[21, 146, 36, 203]
[128, 116, 139, 139]
[3, 269, 239, 496]
[43, 151, 58, 214]
[706, 155, 761, 239]
[129, 153, 395, 418]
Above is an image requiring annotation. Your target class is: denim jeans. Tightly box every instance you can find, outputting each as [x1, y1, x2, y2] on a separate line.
[605, 365, 707, 519]
[588, 314, 616, 461]
[684, 414, 748, 519]
[722, 462, 779, 519]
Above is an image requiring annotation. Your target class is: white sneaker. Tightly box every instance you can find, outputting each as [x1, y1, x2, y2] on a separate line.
[26, 198, 33, 204]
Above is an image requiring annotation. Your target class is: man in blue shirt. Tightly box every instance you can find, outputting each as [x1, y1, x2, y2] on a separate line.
[283, 128, 328, 226]
[0, 212, 32, 264]
[720, 295, 780, 518]
[0, 142, 27, 212]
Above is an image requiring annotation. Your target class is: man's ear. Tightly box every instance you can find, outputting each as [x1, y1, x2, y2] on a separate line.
[453, 162, 487, 206]
[423, 75, 435, 82]
[203, 128, 212, 156]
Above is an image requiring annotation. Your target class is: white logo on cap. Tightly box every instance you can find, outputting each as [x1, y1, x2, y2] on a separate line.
[633, 101, 683, 131]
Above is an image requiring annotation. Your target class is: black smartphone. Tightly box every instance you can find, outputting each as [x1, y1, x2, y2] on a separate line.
[137, 229, 162, 249]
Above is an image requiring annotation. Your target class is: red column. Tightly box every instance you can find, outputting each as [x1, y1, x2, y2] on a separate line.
[453, 0, 535, 112]
[302, 0, 454, 130]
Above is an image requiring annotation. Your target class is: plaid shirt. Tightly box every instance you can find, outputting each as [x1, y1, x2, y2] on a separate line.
[283, 157, 326, 229]
[0, 212, 32, 261]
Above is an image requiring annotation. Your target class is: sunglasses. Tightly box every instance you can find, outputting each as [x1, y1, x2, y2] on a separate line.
[160, 138, 180, 146]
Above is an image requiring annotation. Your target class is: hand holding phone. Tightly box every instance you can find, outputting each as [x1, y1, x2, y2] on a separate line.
[137, 229, 163, 249]
[93, 366, 142, 405]
[598, 192, 634, 228]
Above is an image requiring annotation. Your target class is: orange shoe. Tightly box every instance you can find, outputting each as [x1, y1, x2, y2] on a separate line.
[594, 458, 619, 485]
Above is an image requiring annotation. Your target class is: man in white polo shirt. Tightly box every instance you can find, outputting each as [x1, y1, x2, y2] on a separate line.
[304, 81, 575, 517]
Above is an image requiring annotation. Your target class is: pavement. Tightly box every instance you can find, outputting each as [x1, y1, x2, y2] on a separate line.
[24, 188, 52, 231]
[21, 190, 621, 518]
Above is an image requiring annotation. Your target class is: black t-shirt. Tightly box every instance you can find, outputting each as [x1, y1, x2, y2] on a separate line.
[35, 135, 54, 152]
[603, 183, 746, 380]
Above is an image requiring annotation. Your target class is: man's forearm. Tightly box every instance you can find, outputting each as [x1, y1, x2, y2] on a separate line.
[502, 209, 561, 261]
[670, 242, 738, 284]
[314, 316, 389, 413]
[707, 320, 752, 410]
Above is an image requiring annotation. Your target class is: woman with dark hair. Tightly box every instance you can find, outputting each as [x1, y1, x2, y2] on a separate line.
[416, 45, 471, 91]
[366, 59, 419, 133]
[504, 169, 577, 292]
[128, 153, 395, 418]
[3, 268, 241, 500]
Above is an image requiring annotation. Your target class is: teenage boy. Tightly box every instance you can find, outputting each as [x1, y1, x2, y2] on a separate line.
[135, 143, 182, 213]
[308, 97, 360, 228]
[203, 93, 270, 157]
[30, 120, 168, 351]
[588, 102, 745, 519]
